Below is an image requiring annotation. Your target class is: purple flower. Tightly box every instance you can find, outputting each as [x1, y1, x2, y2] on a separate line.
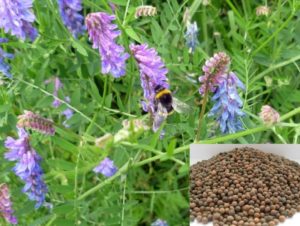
[85, 12, 129, 78]
[130, 44, 169, 114]
[208, 72, 245, 134]
[0, 0, 38, 41]
[62, 96, 73, 127]
[45, 77, 63, 107]
[58, 0, 85, 37]
[198, 52, 230, 95]
[4, 128, 48, 208]
[0, 38, 14, 78]
[184, 21, 199, 53]
[0, 184, 17, 225]
[93, 157, 117, 177]
[199, 52, 245, 134]
[151, 219, 168, 226]
[53, 77, 63, 107]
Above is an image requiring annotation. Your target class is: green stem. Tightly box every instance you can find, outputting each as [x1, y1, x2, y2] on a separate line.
[201, 6, 209, 53]
[250, 54, 300, 86]
[195, 85, 209, 142]
[101, 76, 108, 109]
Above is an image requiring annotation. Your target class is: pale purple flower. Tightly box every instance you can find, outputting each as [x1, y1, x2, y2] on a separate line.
[130, 43, 169, 114]
[85, 12, 129, 78]
[17, 110, 55, 135]
[58, 0, 85, 37]
[198, 52, 230, 95]
[0, 38, 14, 78]
[53, 77, 63, 107]
[0, 184, 17, 224]
[4, 128, 48, 208]
[0, 0, 38, 41]
[184, 21, 199, 53]
[45, 76, 63, 108]
[259, 105, 280, 125]
[93, 157, 117, 177]
[62, 96, 73, 127]
[151, 219, 168, 226]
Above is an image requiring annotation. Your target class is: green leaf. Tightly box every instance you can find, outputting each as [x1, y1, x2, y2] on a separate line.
[71, 39, 88, 56]
[166, 139, 176, 157]
[125, 27, 142, 43]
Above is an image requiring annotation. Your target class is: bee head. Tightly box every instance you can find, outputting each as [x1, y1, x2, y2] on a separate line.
[154, 85, 164, 93]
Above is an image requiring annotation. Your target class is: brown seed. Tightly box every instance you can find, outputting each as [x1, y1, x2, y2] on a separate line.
[279, 215, 285, 222]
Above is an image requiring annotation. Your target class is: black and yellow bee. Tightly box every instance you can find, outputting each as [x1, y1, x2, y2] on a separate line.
[153, 85, 190, 131]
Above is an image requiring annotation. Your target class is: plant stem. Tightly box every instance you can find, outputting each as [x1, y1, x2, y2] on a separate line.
[195, 83, 209, 142]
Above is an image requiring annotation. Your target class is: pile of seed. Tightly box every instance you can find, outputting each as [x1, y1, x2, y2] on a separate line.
[190, 147, 300, 226]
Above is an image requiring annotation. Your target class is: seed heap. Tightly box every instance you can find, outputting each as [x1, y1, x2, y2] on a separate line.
[190, 147, 300, 226]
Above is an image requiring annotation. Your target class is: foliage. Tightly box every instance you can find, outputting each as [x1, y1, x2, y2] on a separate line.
[0, 0, 300, 225]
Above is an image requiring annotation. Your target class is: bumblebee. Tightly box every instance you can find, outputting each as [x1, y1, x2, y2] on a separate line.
[153, 85, 190, 132]
[154, 85, 174, 114]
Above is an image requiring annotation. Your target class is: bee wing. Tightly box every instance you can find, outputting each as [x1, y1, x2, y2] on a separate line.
[172, 97, 191, 114]
[152, 103, 168, 132]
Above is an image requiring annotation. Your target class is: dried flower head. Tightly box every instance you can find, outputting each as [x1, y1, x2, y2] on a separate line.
[0, 38, 14, 79]
[17, 110, 55, 135]
[130, 43, 169, 114]
[202, 0, 210, 6]
[199, 52, 231, 95]
[0, 184, 17, 225]
[135, 5, 157, 18]
[185, 21, 199, 53]
[85, 12, 129, 78]
[95, 133, 113, 148]
[58, 0, 85, 37]
[151, 219, 168, 226]
[0, 0, 38, 41]
[4, 128, 48, 208]
[259, 105, 280, 125]
[114, 119, 149, 142]
[256, 5, 270, 16]
[93, 157, 117, 177]
[183, 8, 191, 26]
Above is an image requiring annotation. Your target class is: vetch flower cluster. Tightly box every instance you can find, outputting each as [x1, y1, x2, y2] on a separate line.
[0, 38, 14, 79]
[62, 96, 74, 127]
[199, 52, 230, 95]
[93, 157, 117, 177]
[184, 21, 199, 53]
[130, 43, 169, 114]
[17, 110, 55, 135]
[199, 52, 245, 134]
[0, 183, 17, 225]
[0, 0, 38, 41]
[151, 219, 168, 226]
[45, 77, 74, 127]
[58, 0, 85, 37]
[208, 72, 245, 133]
[4, 128, 48, 208]
[85, 12, 129, 78]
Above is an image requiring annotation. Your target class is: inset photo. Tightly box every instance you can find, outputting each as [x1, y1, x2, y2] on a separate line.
[190, 144, 300, 226]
